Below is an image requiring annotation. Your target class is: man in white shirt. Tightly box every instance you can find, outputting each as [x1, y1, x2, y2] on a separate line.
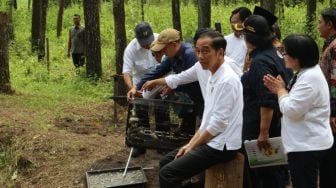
[141, 28, 241, 100]
[122, 22, 162, 157]
[158, 31, 243, 187]
[225, 7, 251, 70]
[123, 22, 158, 90]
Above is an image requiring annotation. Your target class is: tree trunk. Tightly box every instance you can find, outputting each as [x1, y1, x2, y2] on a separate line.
[197, 0, 211, 29]
[38, 0, 48, 60]
[83, 0, 102, 78]
[172, 0, 183, 40]
[306, 0, 316, 37]
[7, 0, 15, 41]
[141, 0, 145, 21]
[31, 0, 40, 51]
[56, 0, 64, 38]
[13, 0, 17, 10]
[260, 0, 276, 14]
[113, 0, 127, 97]
[0, 12, 12, 94]
[113, 0, 126, 76]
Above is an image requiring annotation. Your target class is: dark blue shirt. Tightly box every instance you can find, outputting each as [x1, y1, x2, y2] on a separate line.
[241, 45, 293, 140]
[136, 42, 203, 108]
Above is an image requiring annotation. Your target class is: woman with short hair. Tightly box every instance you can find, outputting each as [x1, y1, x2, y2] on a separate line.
[264, 34, 334, 188]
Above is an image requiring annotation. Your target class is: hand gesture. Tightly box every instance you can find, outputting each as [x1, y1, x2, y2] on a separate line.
[263, 74, 286, 94]
[127, 87, 141, 101]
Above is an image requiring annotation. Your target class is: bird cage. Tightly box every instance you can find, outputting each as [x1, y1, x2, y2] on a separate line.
[125, 97, 195, 151]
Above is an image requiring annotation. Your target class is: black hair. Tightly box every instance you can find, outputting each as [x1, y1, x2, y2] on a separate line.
[321, 8, 336, 30]
[74, 14, 80, 18]
[243, 15, 273, 48]
[272, 24, 281, 40]
[283, 34, 319, 68]
[230, 7, 252, 22]
[193, 28, 213, 44]
[198, 31, 227, 51]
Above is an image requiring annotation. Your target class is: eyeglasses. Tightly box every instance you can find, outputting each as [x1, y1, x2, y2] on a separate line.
[278, 46, 287, 56]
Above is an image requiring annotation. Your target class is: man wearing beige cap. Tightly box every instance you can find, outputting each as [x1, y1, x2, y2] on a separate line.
[129, 28, 203, 136]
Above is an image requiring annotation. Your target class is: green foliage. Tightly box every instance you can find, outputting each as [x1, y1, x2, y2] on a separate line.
[1, 0, 329, 115]
[0, 0, 327, 111]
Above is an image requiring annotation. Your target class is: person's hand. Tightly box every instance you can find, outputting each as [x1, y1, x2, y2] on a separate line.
[330, 117, 336, 133]
[263, 74, 286, 94]
[175, 144, 193, 159]
[127, 87, 140, 101]
[161, 86, 172, 96]
[257, 132, 271, 151]
[142, 80, 157, 91]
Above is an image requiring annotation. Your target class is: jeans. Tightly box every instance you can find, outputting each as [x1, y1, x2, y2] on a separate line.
[159, 144, 238, 188]
[287, 150, 326, 188]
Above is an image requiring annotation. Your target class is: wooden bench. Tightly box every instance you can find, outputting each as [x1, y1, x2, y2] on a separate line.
[205, 152, 245, 188]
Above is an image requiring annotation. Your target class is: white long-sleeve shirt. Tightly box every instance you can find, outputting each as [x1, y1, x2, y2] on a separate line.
[199, 62, 243, 151]
[279, 65, 334, 153]
[225, 33, 247, 70]
[165, 56, 241, 99]
[122, 34, 159, 85]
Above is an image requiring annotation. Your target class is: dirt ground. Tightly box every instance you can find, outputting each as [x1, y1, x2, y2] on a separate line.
[0, 101, 162, 187]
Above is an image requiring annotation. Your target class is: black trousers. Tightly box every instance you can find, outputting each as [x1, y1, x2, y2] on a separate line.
[159, 144, 238, 188]
[71, 53, 85, 68]
[287, 150, 326, 188]
[319, 134, 336, 188]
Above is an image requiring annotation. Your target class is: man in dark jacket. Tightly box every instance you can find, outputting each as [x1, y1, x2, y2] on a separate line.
[128, 28, 203, 135]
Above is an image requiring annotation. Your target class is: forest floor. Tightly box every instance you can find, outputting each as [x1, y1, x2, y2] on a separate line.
[0, 94, 161, 187]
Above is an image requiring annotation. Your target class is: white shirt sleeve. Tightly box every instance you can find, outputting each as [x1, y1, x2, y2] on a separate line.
[164, 64, 198, 89]
[122, 45, 134, 74]
[279, 81, 315, 121]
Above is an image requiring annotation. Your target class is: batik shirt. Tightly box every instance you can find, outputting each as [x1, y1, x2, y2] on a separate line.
[319, 34, 336, 117]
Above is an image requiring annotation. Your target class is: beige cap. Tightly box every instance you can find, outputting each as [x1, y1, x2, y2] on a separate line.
[150, 28, 180, 52]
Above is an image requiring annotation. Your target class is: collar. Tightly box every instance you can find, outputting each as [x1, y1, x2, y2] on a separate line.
[210, 60, 226, 83]
[172, 42, 187, 60]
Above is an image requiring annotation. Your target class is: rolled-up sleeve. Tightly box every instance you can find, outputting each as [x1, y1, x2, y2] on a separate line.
[165, 65, 198, 89]
[136, 59, 171, 90]
[122, 47, 133, 74]
[279, 82, 315, 120]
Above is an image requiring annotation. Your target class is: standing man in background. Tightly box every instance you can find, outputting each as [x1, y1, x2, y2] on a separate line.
[225, 7, 252, 70]
[67, 14, 85, 68]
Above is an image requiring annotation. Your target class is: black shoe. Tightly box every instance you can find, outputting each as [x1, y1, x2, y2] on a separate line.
[131, 147, 146, 158]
